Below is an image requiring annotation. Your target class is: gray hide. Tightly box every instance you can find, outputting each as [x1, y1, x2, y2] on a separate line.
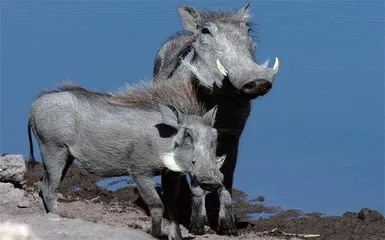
[27, 79, 226, 240]
[152, 3, 279, 236]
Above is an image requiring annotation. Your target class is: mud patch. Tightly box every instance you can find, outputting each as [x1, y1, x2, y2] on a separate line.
[24, 162, 385, 239]
[25, 162, 139, 204]
[249, 208, 385, 240]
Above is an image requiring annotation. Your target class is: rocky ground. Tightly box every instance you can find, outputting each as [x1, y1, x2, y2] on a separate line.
[1, 154, 384, 240]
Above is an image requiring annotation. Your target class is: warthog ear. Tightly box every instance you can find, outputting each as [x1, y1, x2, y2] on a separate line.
[235, 3, 251, 22]
[202, 105, 218, 127]
[159, 104, 181, 130]
[177, 5, 201, 32]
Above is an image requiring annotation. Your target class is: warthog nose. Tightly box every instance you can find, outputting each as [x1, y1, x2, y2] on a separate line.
[241, 79, 272, 96]
[200, 180, 222, 191]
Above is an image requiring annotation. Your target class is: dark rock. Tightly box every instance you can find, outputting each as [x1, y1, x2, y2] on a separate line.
[358, 208, 385, 222]
[256, 196, 265, 202]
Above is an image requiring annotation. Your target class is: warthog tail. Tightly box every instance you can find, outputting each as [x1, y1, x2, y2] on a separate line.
[27, 123, 36, 167]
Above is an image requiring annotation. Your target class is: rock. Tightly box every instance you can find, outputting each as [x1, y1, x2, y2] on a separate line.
[0, 221, 40, 240]
[358, 208, 385, 222]
[32, 193, 40, 200]
[256, 196, 265, 202]
[57, 193, 66, 200]
[17, 198, 31, 208]
[0, 182, 24, 207]
[0, 154, 26, 184]
[0, 214, 156, 240]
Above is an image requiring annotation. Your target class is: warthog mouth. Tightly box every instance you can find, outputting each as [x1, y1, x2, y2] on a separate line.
[200, 181, 222, 191]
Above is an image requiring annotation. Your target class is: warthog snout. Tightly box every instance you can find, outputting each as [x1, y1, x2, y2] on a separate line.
[242, 78, 272, 97]
[217, 57, 279, 99]
[196, 167, 224, 191]
[200, 179, 222, 191]
[239, 57, 279, 97]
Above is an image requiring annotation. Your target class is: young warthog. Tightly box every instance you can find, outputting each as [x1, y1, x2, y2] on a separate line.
[153, 3, 280, 236]
[27, 79, 225, 240]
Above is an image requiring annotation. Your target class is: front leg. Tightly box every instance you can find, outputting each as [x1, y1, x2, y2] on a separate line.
[189, 179, 207, 235]
[217, 185, 237, 236]
[133, 174, 164, 238]
[162, 172, 183, 240]
[216, 141, 239, 236]
[212, 96, 250, 236]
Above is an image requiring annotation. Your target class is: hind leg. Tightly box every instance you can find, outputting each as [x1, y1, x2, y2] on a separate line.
[39, 144, 73, 214]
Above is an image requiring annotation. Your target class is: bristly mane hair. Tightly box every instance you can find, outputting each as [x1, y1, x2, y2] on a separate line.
[39, 77, 206, 116]
[111, 77, 206, 115]
[199, 10, 252, 27]
[162, 8, 254, 45]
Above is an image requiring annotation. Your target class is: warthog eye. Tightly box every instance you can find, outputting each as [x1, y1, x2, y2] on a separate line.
[201, 27, 211, 35]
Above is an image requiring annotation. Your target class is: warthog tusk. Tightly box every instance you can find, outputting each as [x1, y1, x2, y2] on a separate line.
[216, 59, 228, 76]
[162, 152, 184, 172]
[273, 57, 279, 74]
[216, 155, 226, 165]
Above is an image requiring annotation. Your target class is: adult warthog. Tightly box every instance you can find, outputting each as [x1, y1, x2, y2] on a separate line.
[27, 79, 226, 240]
[153, 3, 280, 236]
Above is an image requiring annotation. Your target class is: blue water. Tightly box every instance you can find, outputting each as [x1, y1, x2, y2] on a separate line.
[1, 1, 383, 216]
[248, 213, 279, 220]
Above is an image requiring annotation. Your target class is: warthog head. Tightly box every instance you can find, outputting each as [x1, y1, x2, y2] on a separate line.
[159, 104, 224, 190]
[178, 3, 279, 99]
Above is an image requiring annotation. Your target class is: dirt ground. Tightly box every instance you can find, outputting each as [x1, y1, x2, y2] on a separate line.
[17, 162, 385, 240]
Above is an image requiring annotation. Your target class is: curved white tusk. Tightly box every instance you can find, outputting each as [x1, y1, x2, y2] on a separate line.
[216, 59, 228, 77]
[216, 155, 227, 167]
[273, 57, 280, 74]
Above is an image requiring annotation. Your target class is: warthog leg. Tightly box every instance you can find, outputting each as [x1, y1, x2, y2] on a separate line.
[38, 144, 74, 214]
[133, 174, 164, 238]
[213, 127, 244, 236]
[189, 175, 237, 237]
[215, 147, 238, 236]
[161, 171, 183, 240]
[217, 185, 237, 236]
[189, 180, 207, 235]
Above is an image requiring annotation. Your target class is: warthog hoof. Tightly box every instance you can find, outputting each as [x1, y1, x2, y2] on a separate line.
[189, 214, 206, 235]
[189, 224, 205, 236]
[217, 218, 238, 236]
